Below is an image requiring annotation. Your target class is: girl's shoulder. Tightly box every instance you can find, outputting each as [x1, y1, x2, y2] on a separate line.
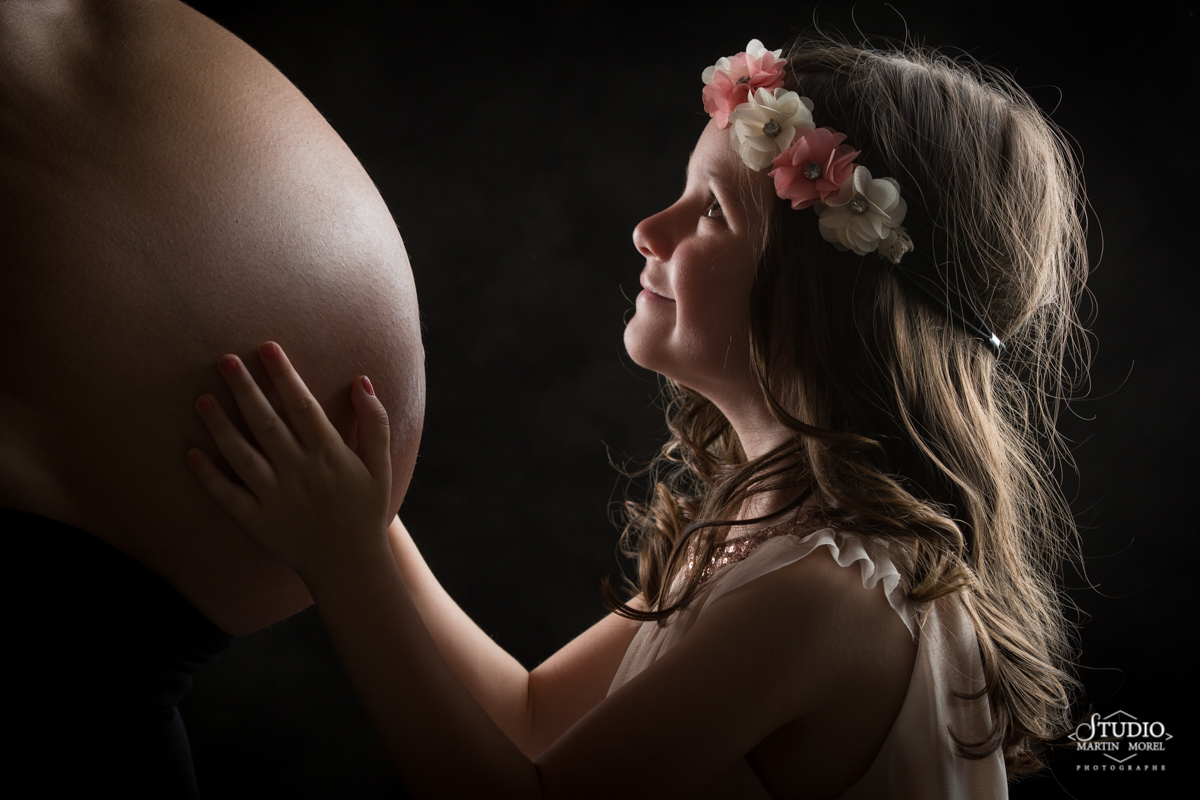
[621, 526, 919, 715]
[696, 527, 918, 643]
[676, 528, 922, 794]
[705, 528, 1007, 797]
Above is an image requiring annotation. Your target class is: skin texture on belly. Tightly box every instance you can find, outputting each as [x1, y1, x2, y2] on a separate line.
[0, 0, 425, 634]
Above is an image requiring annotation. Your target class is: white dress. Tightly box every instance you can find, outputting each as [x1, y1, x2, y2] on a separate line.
[607, 528, 1008, 799]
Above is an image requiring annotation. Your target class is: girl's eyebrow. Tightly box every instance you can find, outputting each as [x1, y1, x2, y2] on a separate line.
[681, 152, 740, 219]
[684, 157, 722, 188]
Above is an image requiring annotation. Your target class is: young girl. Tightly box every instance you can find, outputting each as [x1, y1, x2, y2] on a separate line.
[187, 36, 1086, 798]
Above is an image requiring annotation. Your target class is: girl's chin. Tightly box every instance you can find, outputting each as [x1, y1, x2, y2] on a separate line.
[622, 319, 665, 371]
[622, 341, 682, 387]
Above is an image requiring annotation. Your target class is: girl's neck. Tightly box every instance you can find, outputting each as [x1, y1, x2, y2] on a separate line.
[717, 390, 791, 462]
[707, 385, 821, 540]
[724, 486, 821, 541]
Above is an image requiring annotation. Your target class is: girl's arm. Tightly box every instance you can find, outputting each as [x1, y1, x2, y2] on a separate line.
[388, 517, 642, 757]
[306, 536, 806, 800]
[186, 343, 911, 799]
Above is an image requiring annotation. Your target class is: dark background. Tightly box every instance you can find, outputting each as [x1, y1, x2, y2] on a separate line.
[178, 1, 1194, 797]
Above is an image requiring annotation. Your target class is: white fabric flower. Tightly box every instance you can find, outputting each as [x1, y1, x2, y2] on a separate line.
[817, 166, 909, 256]
[727, 88, 815, 171]
[744, 38, 782, 61]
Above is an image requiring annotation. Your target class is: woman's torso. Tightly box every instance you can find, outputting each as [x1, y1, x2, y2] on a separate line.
[0, 0, 424, 634]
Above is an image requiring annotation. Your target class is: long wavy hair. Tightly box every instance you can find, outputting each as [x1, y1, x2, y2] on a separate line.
[606, 37, 1090, 777]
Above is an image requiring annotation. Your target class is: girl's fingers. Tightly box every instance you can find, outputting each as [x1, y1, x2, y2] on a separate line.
[195, 394, 276, 494]
[186, 446, 260, 524]
[351, 375, 391, 486]
[256, 342, 341, 449]
[217, 354, 301, 463]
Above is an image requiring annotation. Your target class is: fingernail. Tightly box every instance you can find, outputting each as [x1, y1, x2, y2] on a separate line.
[220, 357, 239, 374]
[197, 397, 214, 414]
[186, 449, 202, 466]
[260, 342, 278, 360]
[361, 376, 375, 396]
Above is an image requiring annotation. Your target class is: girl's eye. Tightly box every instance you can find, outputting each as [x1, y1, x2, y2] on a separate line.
[704, 196, 725, 221]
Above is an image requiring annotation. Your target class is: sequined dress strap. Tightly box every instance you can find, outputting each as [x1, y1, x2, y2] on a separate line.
[692, 520, 807, 584]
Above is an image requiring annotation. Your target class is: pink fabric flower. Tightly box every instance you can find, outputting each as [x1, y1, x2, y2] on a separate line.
[769, 128, 859, 210]
[701, 39, 787, 129]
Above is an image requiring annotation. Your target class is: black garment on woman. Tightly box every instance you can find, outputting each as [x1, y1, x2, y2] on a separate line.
[7, 509, 233, 798]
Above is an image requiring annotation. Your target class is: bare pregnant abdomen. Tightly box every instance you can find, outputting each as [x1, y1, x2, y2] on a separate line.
[0, 0, 424, 634]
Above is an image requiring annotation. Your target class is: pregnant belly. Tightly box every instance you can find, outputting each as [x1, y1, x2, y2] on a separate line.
[0, 0, 424, 634]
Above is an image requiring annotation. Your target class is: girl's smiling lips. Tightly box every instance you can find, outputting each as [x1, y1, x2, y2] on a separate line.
[639, 271, 674, 302]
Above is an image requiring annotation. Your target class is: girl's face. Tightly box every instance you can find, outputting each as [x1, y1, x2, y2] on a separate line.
[625, 121, 775, 405]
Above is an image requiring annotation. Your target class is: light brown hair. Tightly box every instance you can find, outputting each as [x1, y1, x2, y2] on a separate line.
[608, 36, 1089, 776]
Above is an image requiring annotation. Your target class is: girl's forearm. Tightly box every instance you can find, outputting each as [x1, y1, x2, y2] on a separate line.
[386, 519, 536, 753]
[307, 547, 543, 799]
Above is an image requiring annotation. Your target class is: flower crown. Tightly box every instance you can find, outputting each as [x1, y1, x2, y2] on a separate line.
[702, 40, 1003, 354]
[702, 40, 913, 264]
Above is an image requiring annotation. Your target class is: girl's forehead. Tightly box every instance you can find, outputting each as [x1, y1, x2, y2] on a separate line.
[687, 121, 743, 177]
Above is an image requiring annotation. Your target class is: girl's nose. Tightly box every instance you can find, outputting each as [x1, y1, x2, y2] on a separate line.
[633, 206, 675, 261]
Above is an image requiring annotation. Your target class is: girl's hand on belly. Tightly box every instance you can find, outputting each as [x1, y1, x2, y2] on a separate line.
[186, 342, 394, 582]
